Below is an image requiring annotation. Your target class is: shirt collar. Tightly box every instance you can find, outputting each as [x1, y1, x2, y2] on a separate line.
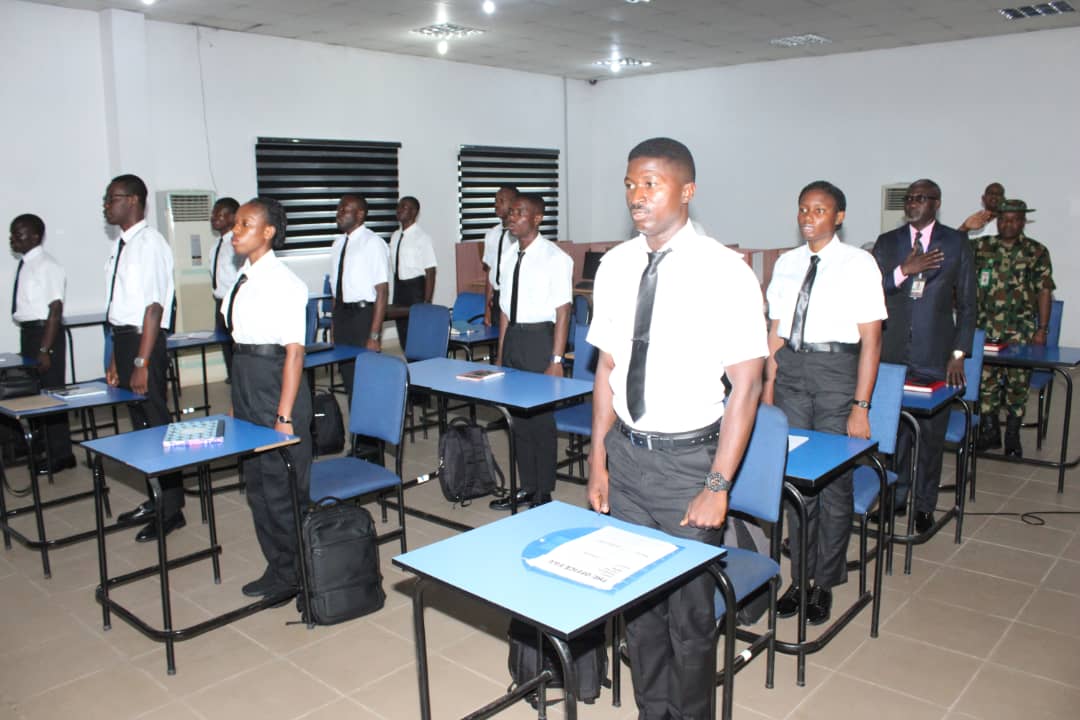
[808, 234, 842, 261]
[631, 219, 697, 255]
[120, 219, 148, 243]
[909, 221, 935, 246]
[346, 225, 367, 242]
[21, 245, 44, 262]
[241, 249, 278, 278]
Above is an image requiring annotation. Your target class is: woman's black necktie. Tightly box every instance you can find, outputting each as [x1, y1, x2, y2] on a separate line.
[788, 255, 819, 352]
[225, 274, 248, 334]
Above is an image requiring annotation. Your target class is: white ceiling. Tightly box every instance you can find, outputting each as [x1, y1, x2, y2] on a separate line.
[30, 0, 1080, 80]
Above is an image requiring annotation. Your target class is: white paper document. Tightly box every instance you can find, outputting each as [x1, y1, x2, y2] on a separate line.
[524, 526, 678, 591]
[787, 435, 809, 452]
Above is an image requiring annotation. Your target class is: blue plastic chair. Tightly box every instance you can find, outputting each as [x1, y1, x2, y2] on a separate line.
[851, 362, 905, 603]
[451, 292, 486, 326]
[567, 294, 591, 354]
[554, 323, 596, 482]
[305, 297, 319, 346]
[945, 330, 984, 507]
[308, 352, 409, 554]
[403, 304, 451, 441]
[318, 274, 333, 340]
[1027, 300, 1063, 447]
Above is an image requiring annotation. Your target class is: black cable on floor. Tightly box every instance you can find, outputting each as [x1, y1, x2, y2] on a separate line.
[951, 509, 1080, 526]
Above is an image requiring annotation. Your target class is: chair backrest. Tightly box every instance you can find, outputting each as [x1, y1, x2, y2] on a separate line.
[571, 323, 598, 382]
[572, 294, 590, 326]
[103, 324, 113, 371]
[1047, 299, 1063, 348]
[868, 362, 906, 455]
[728, 404, 788, 524]
[320, 274, 333, 316]
[452, 292, 486, 325]
[305, 297, 319, 345]
[349, 352, 409, 444]
[962, 329, 986, 403]
[404, 303, 451, 361]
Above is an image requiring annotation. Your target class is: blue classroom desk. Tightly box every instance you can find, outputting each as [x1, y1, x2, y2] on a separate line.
[166, 329, 231, 419]
[394, 500, 726, 720]
[82, 415, 302, 674]
[448, 323, 499, 362]
[61, 311, 107, 384]
[982, 344, 1080, 492]
[781, 429, 885, 686]
[0, 381, 144, 577]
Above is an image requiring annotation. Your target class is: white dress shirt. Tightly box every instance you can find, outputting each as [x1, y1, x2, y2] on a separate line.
[482, 222, 517, 291]
[588, 221, 768, 433]
[767, 235, 886, 344]
[105, 220, 175, 329]
[222, 250, 307, 346]
[329, 224, 390, 303]
[389, 224, 438, 285]
[12, 245, 65, 323]
[210, 231, 242, 301]
[497, 234, 573, 323]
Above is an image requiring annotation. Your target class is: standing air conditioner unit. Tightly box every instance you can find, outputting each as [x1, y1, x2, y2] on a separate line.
[881, 183, 911, 232]
[156, 190, 216, 334]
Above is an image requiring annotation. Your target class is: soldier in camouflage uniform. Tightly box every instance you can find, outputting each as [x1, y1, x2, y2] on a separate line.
[972, 199, 1054, 457]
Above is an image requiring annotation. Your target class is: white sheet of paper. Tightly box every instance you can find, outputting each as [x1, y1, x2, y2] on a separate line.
[524, 526, 678, 591]
[788, 435, 809, 452]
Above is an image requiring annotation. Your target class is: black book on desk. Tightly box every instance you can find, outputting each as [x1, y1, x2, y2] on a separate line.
[305, 342, 334, 355]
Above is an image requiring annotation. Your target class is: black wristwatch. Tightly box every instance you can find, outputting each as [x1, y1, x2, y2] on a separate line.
[704, 471, 731, 493]
[852, 399, 871, 410]
[276, 415, 293, 425]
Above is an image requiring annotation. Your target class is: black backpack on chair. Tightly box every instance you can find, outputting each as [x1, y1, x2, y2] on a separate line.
[311, 392, 345, 456]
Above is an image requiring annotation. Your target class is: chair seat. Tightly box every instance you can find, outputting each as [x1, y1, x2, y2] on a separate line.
[310, 457, 401, 501]
[1030, 370, 1052, 391]
[317, 317, 332, 328]
[944, 408, 979, 446]
[852, 465, 898, 516]
[713, 547, 780, 616]
[554, 402, 593, 436]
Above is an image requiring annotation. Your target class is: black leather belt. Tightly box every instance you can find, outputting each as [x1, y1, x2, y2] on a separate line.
[19, 320, 46, 329]
[339, 300, 370, 309]
[109, 324, 140, 336]
[509, 321, 554, 331]
[789, 341, 860, 354]
[614, 419, 720, 451]
[234, 343, 285, 357]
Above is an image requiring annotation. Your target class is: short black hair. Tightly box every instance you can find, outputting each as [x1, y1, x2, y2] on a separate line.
[10, 213, 45, 238]
[400, 196, 420, 213]
[246, 197, 288, 250]
[214, 197, 240, 214]
[110, 174, 148, 208]
[799, 180, 847, 213]
[518, 193, 546, 218]
[497, 185, 520, 196]
[341, 194, 368, 213]
[628, 137, 696, 182]
[910, 178, 942, 198]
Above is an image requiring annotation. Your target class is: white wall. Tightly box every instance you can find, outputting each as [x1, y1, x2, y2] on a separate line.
[566, 26, 1080, 344]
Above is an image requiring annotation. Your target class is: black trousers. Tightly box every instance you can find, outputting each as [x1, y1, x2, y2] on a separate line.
[774, 346, 857, 590]
[212, 298, 235, 379]
[332, 301, 374, 398]
[895, 409, 949, 514]
[231, 350, 312, 586]
[113, 329, 184, 518]
[393, 276, 425, 352]
[502, 323, 556, 495]
[489, 289, 503, 329]
[606, 427, 721, 720]
[20, 324, 73, 462]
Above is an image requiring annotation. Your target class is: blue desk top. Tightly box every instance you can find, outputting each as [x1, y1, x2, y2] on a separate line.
[303, 344, 366, 369]
[0, 353, 35, 369]
[0, 381, 143, 420]
[449, 324, 500, 345]
[166, 330, 231, 351]
[63, 312, 107, 328]
[393, 501, 724, 638]
[785, 429, 877, 487]
[81, 414, 299, 475]
[984, 344, 1080, 369]
[407, 357, 592, 413]
[902, 384, 962, 416]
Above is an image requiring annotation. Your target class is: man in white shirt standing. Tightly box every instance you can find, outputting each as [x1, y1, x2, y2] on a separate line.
[103, 174, 184, 542]
[330, 194, 389, 396]
[209, 197, 241, 382]
[488, 193, 573, 511]
[9, 213, 75, 474]
[481, 185, 519, 327]
[388, 196, 437, 350]
[956, 181, 1006, 236]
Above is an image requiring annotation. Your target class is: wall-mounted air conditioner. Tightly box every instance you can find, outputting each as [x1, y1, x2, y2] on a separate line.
[156, 190, 215, 334]
[880, 183, 911, 233]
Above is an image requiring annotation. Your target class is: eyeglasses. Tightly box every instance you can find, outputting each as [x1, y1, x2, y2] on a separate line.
[903, 194, 939, 204]
[103, 193, 134, 204]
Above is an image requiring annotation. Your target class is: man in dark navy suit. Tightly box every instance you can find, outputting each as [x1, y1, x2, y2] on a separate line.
[872, 179, 975, 534]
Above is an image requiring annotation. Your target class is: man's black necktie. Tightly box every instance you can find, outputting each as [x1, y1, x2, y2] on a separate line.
[225, 274, 248, 334]
[335, 233, 350, 305]
[508, 250, 525, 325]
[626, 249, 670, 423]
[394, 229, 404, 281]
[105, 238, 126, 321]
[912, 231, 923, 256]
[11, 259, 24, 317]
[211, 238, 223, 292]
[788, 254, 819, 353]
[495, 228, 507, 286]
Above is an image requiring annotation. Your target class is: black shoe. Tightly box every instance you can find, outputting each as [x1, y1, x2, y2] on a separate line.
[489, 489, 533, 511]
[135, 512, 186, 543]
[806, 586, 832, 626]
[241, 568, 276, 598]
[777, 584, 801, 618]
[35, 455, 77, 476]
[528, 494, 553, 509]
[263, 583, 298, 608]
[914, 511, 934, 535]
[976, 414, 1002, 451]
[867, 505, 906, 525]
[1004, 415, 1022, 458]
[118, 500, 155, 524]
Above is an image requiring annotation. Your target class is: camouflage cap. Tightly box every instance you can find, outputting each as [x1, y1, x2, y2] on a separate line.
[998, 199, 1035, 214]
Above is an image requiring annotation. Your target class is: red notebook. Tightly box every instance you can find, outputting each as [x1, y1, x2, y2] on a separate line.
[984, 340, 1008, 354]
[903, 377, 946, 394]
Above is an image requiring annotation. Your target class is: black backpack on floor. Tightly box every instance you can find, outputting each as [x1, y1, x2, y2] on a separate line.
[437, 417, 504, 505]
[301, 498, 385, 625]
[507, 619, 609, 706]
[312, 392, 345, 456]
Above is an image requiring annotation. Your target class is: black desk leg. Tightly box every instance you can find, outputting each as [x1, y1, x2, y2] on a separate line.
[281, 447, 311, 628]
[21, 419, 51, 577]
[710, 565, 736, 720]
[412, 578, 433, 720]
[200, 465, 222, 583]
[492, 406, 520, 513]
[65, 326, 76, 384]
[545, 633, 579, 720]
[148, 476, 177, 674]
[93, 455, 111, 630]
[200, 346, 210, 417]
[781, 481, 810, 686]
[1055, 368, 1073, 494]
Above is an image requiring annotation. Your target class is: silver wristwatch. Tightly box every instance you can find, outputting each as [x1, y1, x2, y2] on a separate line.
[369, 332, 381, 341]
[133, 357, 147, 369]
[704, 471, 731, 493]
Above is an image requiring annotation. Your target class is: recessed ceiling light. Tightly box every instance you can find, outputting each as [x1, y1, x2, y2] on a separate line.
[593, 57, 654, 72]
[411, 23, 485, 40]
[482, 0, 496, 14]
[437, 40, 449, 55]
[624, 0, 652, 4]
[769, 33, 833, 48]
[141, 0, 156, 5]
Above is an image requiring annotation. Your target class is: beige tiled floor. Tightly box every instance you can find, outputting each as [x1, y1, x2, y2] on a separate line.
[3, 369, 1080, 719]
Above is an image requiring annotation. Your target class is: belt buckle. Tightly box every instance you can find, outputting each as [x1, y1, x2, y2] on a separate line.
[627, 427, 652, 450]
